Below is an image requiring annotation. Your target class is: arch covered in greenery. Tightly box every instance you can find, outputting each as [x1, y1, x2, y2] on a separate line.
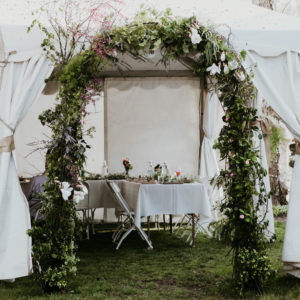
[29, 12, 274, 294]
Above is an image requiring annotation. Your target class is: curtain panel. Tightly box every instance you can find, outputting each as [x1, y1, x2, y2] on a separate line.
[246, 50, 300, 276]
[0, 54, 53, 280]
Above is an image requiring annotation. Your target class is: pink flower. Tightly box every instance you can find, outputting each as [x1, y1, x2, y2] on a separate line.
[228, 151, 231, 156]
[239, 214, 245, 219]
[225, 116, 230, 121]
[230, 172, 234, 177]
[229, 139, 234, 143]
[227, 164, 230, 169]
[232, 154, 236, 158]
[245, 160, 249, 165]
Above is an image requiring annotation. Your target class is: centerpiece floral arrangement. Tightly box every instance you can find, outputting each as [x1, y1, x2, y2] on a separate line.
[123, 158, 133, 175]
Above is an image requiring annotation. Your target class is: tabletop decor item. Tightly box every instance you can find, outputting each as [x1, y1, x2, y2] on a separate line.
[146, 161, 154, 177]
[101, 160, 109, 176]
[123, 158, 133, 176]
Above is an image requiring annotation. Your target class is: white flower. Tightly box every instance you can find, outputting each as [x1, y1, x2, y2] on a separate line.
[60, 182, 73, 201]
[206, 63, 221, 75]
[221, 51, 226, 62]
[228, 60, 239, 70]
[235, 71, 246, 81]
[190, 28, 202, 44]
[223, 64, 230, 74]
[82, 185, 88, 195]
[73, 191, 85, 204]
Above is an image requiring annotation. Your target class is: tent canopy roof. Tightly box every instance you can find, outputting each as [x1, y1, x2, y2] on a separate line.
[105, 0, 300, 73]
[123, 0, 300, 55]
[2, 0, 300, 66]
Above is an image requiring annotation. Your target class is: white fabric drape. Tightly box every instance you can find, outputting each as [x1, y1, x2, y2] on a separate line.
[199, 91, 223, 221]
[0, 54, 53, 280]
[252, 93, 274, 238]
[246, 50, 300, 273]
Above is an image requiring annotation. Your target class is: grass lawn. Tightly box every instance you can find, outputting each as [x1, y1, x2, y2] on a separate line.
[1, 221, 300, 299]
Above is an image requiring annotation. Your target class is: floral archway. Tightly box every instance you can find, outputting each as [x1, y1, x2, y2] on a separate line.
[29, 11, 274, 294]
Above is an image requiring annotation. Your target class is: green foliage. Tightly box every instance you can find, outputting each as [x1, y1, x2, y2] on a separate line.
[270, 126, 285, 163]
[273, 205, 288, 217]
[30, 9, 274, 294]
[234, 248, 275, 295]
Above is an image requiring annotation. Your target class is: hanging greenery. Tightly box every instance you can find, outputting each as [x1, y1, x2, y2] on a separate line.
[29, 9, 274, 294]
[270, 126, 285, 163]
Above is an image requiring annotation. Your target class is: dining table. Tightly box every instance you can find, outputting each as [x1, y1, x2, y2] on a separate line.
[84, 179, 212, 245]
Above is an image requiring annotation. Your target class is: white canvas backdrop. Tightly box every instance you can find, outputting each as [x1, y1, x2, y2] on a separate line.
[15, 94, 105, 177]
[105, 77, 201, 176]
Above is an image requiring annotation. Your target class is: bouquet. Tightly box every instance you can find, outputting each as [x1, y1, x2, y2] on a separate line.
[123, 158, 133, 175]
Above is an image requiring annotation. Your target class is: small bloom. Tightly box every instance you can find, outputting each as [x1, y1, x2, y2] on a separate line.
[230, 172, 234, 177]
[228, 151, 231, 156]
[245, 160, 250, 165]
[221, 51, 226, 61]
[228, 60, 239, 70]
[223, 64, 230, 74]
[190, 28, 202, 44]
[229, 138, 234, 143]
[60, 182, 73, 201]
[239, 214, 245, 219]
[235, 71, 246, 81]
[227, 164, 230, 169]
[73, 191, 85, 204]
[232, 154, 236, 158]
[207, 63, 221, 75]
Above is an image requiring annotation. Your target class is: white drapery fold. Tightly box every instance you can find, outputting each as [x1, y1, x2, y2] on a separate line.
[245, 50, 300, 274]
[199, 91, 224, 221]
[252, 93, 274, 238]
[0, 54, 53, 280]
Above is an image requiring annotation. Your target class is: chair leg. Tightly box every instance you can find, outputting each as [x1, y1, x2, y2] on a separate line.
[138, 226, 153, 249]
[91, 209, 96, 235]
[169, 215, 173, 234]
[147, 216, 151, 241]
[116, 227, 135, 250]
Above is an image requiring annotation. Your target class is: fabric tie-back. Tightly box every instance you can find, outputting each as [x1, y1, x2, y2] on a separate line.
[0, 118, 15, 153]
[251, 117, 274, 135]
[0, 135, 15, 153]
[245, 50, 300, 277]
[294, 141, 300, 155]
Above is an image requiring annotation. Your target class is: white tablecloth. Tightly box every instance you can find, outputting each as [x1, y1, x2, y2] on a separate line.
[83, 180, 212, 228]
[122, 182, 212, 228]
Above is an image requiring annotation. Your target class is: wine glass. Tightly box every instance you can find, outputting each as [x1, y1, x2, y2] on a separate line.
[175, 167, 181, 178]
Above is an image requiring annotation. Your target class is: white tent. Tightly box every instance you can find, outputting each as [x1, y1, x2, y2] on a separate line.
[2, 0, 300, 280]
[119, 0, 300, 276]
[0, 24, 53, 280]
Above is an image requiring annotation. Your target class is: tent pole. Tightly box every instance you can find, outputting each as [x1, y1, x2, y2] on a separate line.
[198, 76, 207, 175]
